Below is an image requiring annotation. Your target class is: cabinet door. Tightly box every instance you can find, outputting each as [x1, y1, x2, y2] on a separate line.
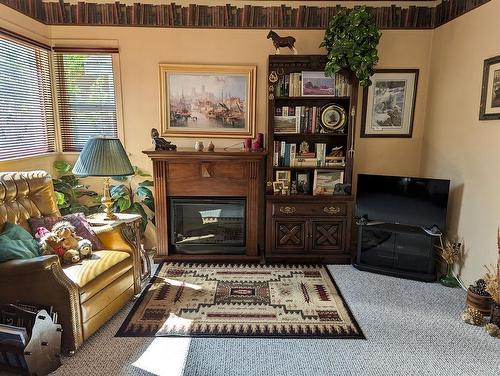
[272, 219, 308, 253]
[310, 220, 345, 252]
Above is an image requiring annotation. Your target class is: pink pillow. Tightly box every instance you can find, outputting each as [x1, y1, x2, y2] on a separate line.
[28, 213, 103, 250]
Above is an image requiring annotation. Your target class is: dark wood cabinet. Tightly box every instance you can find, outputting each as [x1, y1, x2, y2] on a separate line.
[265, 55, 357, 264]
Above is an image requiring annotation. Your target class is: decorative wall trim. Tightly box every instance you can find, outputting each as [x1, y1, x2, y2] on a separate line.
[0, 1, 491, 30]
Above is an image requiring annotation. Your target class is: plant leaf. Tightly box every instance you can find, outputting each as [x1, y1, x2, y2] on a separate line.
[136, 186, 153, 199]
[138, 180, 154, 187]
[54, 160, 72, 174]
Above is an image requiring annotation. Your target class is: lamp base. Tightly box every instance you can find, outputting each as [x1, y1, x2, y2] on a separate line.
[102, 177, 118, 221]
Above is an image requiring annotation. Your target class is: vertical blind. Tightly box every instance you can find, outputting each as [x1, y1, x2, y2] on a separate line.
[54, 51, 119, 152]
[0, 35, 55, 160]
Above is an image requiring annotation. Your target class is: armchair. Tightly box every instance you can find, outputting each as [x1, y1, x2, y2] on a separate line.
[0, 171, 141, 353]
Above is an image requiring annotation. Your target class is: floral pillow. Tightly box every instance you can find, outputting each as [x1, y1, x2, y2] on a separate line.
[28, 213, 103, 250]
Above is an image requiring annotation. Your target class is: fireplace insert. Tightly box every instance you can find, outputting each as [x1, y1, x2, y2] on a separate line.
[169, 197, 246, 254]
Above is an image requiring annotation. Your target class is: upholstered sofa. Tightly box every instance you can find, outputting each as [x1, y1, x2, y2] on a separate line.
[0, 171, 141, 353]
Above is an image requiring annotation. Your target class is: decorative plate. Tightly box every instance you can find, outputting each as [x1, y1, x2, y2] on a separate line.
[320, 104, 347, 133]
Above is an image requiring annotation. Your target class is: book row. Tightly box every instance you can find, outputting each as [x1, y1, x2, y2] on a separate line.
[0, 0, 488, 29]
[273, 141, 345, 168]
[275, 72, 351, 98]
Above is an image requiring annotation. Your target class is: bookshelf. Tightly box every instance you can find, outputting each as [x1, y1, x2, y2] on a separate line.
[265, 55, 357, 263]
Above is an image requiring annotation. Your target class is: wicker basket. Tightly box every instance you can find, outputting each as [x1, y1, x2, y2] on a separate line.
[466, 288, 493, 315]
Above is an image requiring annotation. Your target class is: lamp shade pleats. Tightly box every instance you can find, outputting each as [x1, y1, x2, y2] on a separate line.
[72, 137, 134, 177]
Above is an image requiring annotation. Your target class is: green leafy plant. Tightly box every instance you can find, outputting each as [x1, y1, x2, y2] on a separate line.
[320, 6, 381, 87]
[110, 166, 155, 232]
[52, 161, 101, 215]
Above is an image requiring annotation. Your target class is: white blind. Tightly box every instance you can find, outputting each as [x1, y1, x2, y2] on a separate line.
[54, 51, 119, 152]
[0, 35, 55, 160]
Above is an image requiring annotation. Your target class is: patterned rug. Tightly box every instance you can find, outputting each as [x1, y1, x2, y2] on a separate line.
[116, 263, 364, 339]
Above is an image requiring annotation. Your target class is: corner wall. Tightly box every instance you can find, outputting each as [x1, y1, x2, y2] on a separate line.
[421, 0, 500, 285]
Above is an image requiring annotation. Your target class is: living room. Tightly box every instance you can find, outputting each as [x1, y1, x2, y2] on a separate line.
[0, 0, 499, 375]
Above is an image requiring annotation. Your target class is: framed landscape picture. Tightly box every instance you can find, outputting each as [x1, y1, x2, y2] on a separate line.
[301, 71, 335, 96]
[361, 69, 419, 138]
[479, 55, 500, 120]
[313, 169, 344, 196]
[159, 64, 256, 138]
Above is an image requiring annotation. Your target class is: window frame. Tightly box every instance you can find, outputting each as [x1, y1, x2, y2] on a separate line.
[0, 29, 58, 161]
[52, 47, 125, 154]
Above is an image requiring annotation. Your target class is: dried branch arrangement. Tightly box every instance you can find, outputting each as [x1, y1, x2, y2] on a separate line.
[437, 238, 462, 265]
[483, 229, 500, 304]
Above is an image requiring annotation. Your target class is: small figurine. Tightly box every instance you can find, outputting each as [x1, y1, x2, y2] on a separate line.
[291, 181, 298, 195]
[208, 141, 215, 152]
[195, 141, 204, 151]
[267, 30, 297, 55]
[299, 141, 310, 155]
[328, 146, 344, 158]
[151, 128, 176, 151]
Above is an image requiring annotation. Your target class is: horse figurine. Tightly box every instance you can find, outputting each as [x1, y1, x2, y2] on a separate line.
[267, 30, 297, 55]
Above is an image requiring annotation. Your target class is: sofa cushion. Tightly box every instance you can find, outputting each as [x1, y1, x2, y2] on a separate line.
[29, 213, 103, 250]
[0, 222, 41, 261]
[62, 250, 130, 288]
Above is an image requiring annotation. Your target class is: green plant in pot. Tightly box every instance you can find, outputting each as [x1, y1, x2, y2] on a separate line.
[52, 161, 101, 215]
[110, 166, 155, 233]
[320, 6, 381, 87]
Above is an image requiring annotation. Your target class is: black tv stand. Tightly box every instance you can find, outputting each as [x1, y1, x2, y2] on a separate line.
[354, 222, 437, 282]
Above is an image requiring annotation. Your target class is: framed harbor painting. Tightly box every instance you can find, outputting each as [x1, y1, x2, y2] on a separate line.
[361, 69, 419, 138]
[479, 55, 500, 120]
[159, 64, 256, 138]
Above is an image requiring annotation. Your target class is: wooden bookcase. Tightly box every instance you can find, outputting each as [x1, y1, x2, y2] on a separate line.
[265, 55, 358, 264]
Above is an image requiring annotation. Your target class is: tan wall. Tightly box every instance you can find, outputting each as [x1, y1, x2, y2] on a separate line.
[421, 0, 500, 285]
[47, 26, 432, 180]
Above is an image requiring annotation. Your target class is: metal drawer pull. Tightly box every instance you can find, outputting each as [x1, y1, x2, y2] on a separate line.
[279, 206, 296, 214]
[323, 206, 341, 215]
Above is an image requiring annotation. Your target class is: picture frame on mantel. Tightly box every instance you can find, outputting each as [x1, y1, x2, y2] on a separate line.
[479, 55, 500, 120]
[159, 64, 256, 138]
[361, 69, 419, 138]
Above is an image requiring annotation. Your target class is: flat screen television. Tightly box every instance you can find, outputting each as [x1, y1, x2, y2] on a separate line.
[356, 174, 450, 230]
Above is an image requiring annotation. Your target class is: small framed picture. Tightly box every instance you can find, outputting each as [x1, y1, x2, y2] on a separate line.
[272, 181, 284, 194]
[313, 170, 344, 196]
[479, 55, 500, 120]
[361, 69, 419, 138]
[296, 172, 309, 194]
[276, 170, 291, 185]
[301, 71, 335, 96]
[274, 116, 297, 133]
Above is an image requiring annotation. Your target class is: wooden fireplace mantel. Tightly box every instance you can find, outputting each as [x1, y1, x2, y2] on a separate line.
[143, 148, 266, 262]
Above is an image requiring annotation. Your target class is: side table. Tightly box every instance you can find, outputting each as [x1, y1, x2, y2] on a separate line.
[87, 213, 153, 289]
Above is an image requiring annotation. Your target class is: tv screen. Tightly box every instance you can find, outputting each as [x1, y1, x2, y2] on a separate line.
[356, 174, 450, 230]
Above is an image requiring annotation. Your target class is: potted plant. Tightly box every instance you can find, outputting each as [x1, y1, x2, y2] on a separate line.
[436, 238, 462, 288]
[320, 6, 381, 87]
[52, 161, 101, 215]
[110, 166, 155, 233]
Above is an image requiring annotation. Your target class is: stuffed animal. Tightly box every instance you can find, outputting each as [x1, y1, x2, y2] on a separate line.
[37, 221, 93, 264]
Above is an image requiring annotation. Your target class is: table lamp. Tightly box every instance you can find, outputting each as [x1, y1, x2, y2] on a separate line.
[72, 136, 134, 220]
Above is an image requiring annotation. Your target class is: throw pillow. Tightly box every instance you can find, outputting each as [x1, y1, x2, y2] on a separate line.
[28, 213, 103, 250]
[0, 222, 41, 261]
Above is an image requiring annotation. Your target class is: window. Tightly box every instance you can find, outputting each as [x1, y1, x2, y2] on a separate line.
[0, 33, 55, 160]
[54, 50, 119, 152]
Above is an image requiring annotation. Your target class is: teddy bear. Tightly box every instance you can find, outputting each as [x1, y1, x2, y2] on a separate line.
[37, 221, 93, 265]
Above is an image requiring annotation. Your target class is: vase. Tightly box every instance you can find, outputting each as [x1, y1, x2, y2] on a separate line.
[491, 303, 500, 327]
[439, 264, 460, 287]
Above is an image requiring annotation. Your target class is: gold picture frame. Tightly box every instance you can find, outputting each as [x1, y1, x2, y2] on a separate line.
[159, 64, 256, 138]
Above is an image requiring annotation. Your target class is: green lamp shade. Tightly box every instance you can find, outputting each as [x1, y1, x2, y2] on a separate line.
[72, 137, 134, 177]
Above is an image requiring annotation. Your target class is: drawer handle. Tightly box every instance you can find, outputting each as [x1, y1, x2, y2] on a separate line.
[323, 206, 341, 215]
[279, 206, 296, 214]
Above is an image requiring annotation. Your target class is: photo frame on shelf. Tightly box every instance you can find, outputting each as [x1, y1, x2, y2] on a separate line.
[159, 64, 256, 138]
[301, 71, 335, 96]
[296, 172, 310, 194]
[276, 170, 291, 186]
[272, 181, 284, 194]
[313, 169, 344, 196]
[361, 69, 419, 138]
[479, 55, 500, 120]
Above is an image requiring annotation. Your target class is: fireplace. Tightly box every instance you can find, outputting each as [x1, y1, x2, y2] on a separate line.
[170, 198, 246, 254]
[143, 148, 265, 261]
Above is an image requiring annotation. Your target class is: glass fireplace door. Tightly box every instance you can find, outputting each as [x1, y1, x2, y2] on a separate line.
[170, 198, 246, 254]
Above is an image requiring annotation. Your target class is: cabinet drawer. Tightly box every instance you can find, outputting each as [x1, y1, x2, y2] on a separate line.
[272, 203, 347, 217]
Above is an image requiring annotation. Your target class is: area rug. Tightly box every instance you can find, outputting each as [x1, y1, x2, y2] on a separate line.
[116, 263, 364, 339]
